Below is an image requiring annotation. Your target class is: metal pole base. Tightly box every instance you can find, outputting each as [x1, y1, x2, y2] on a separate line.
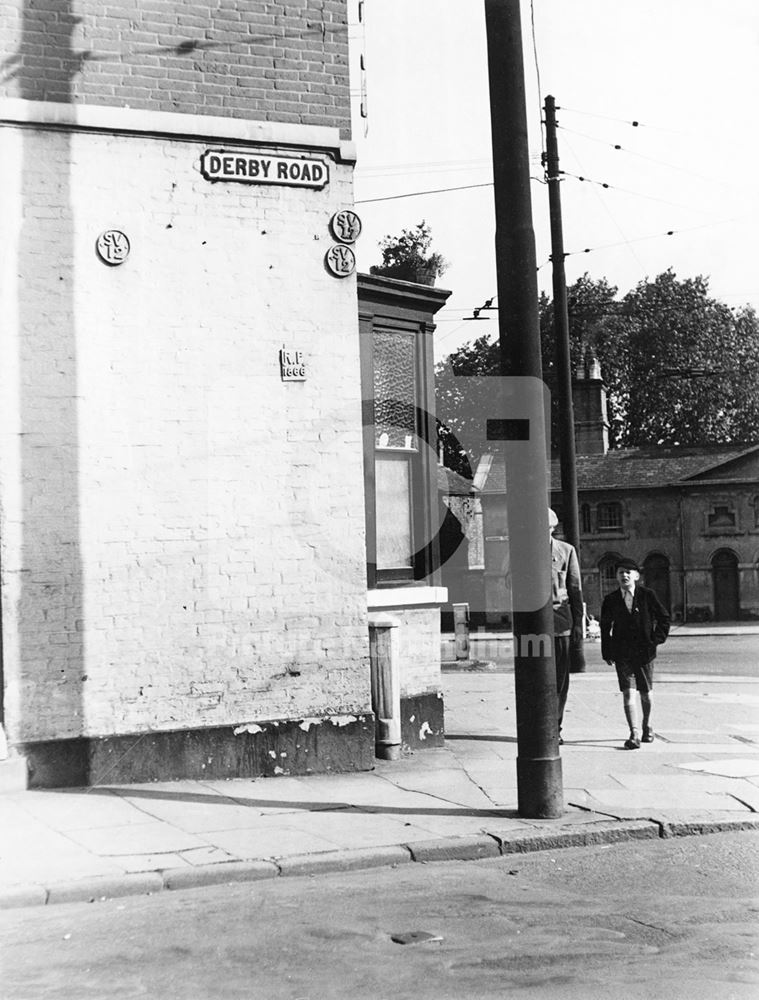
[516, 755, 564, 818]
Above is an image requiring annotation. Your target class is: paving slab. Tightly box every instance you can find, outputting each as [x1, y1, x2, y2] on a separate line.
[199, 775, 339, 809]
[266, 808, 441, 850]
[195, 821, 346, 861]
[578, 788, 746, 812]
[107, 790, 290, 834]
[677, 758, 759, 777]
[2, 669, 759, 909]
[64, 820, 210, 857]
[6, 787, 150, 830]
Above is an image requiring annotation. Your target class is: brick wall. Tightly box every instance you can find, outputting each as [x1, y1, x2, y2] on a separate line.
[0, 0, 351, 138]
[0, 115, 369, 743]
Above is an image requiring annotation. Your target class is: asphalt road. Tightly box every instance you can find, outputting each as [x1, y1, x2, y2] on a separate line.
[446, 634, 759, 677]
[1, 831, 757, 1000]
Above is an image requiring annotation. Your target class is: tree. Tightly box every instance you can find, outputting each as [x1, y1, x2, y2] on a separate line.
[436, 333, 501, 476]
[370, 220, 449, 285]
[613, 272, 759, 447]
[436, 271, 759, 463]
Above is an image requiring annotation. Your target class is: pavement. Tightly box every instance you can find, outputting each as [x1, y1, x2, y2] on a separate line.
[2, 652, 759, 911]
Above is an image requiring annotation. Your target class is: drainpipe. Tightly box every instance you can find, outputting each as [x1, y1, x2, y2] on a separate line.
[368, 614, 401, 760]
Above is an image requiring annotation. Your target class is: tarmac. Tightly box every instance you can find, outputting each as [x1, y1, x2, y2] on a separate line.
[1, 634, 758, 911]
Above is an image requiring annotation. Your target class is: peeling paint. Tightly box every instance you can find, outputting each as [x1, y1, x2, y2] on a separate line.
[268, 750, 277, 759]
[298, 717, 322, 731]
[330, 715, 358, 727]
[419, 721, 433, 740]
[233, 723, 264, 735]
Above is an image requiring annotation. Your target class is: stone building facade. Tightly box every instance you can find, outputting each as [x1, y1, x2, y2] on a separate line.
[551, 445, 759, 621]
[0, 2, 448, 787]
[469, 369, 759, 625]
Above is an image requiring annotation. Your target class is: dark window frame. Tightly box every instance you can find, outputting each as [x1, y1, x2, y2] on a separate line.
[358, 274, 450, 590]
[596, 500, 623, 532]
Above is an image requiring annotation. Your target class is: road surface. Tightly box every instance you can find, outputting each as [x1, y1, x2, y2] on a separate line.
[445, 633, 758, 677]
[1, 831, 757, 1000]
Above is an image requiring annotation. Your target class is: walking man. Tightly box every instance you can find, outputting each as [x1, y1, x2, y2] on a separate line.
[600, 557, 671, 749]
[549, 509, 583, 744]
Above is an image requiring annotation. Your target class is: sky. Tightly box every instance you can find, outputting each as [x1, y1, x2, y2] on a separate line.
[347, 0, 759, 363]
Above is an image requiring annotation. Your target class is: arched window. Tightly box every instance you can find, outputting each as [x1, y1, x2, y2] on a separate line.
[580, 503, 592, 534]
[599, 553, 623, 598]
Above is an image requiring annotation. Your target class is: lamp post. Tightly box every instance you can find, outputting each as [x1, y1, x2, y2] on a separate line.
[484, 0, 563, 818]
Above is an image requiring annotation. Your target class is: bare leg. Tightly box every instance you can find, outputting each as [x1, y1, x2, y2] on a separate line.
[622, 689, 639, 736]
[641, 691, 653, 737]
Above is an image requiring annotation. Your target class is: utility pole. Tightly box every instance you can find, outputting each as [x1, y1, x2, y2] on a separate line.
[484, 0, 563, 818]
[544, 95, 580, 555]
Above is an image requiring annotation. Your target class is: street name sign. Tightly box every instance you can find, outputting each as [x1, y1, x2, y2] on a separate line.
[201, 150, 329, 189]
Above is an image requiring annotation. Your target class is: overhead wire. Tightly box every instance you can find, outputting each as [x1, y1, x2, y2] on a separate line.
[556, 105, 689, 136]
[537, 217, 740, 268]
[557, 124, 735, 188]
[560, 170, 714, 213]
[559, 129, 648, 272]
[529, 0, 546, 157]
[354, 182, 493, 204]
[355, 176, 552, 204]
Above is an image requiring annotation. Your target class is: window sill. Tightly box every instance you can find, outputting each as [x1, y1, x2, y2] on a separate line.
[368, 586, 448, 610]
[586, 531, 628, 539]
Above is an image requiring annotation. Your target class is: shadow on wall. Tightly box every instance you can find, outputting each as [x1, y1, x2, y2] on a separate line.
[4, 4, 85, 766]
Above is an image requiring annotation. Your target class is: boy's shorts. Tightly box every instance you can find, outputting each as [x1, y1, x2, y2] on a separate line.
[614, 660, 654, 693]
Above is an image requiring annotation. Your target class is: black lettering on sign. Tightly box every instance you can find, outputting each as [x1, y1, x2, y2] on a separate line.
[201, 150, 329, 188]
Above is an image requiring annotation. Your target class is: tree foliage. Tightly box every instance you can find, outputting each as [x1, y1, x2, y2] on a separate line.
[436, 271, 759, 467]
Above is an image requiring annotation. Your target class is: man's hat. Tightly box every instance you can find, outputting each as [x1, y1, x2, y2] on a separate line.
[616, 557, 640, 572]
[547, 508, 559, 528]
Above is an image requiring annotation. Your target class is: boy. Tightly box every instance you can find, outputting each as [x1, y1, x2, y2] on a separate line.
[600, 557, 670, 749]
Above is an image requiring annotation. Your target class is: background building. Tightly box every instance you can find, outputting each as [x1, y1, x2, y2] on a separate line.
[467, 369, 759, 624]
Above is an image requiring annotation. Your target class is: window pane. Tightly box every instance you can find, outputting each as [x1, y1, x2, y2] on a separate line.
[375, 456, 412, 570]
[597, 502, 622, 530]
[581, 503, 592, 534]
[373, 331, 417, 449]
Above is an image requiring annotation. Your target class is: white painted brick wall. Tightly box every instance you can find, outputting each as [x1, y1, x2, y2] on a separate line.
[392, 609, 442, 699]
[0, 123, 370, 742]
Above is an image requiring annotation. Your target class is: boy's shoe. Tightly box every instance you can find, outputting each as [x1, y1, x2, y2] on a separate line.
[642, 728, 655, 743]
[624, 735, 641, 750]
